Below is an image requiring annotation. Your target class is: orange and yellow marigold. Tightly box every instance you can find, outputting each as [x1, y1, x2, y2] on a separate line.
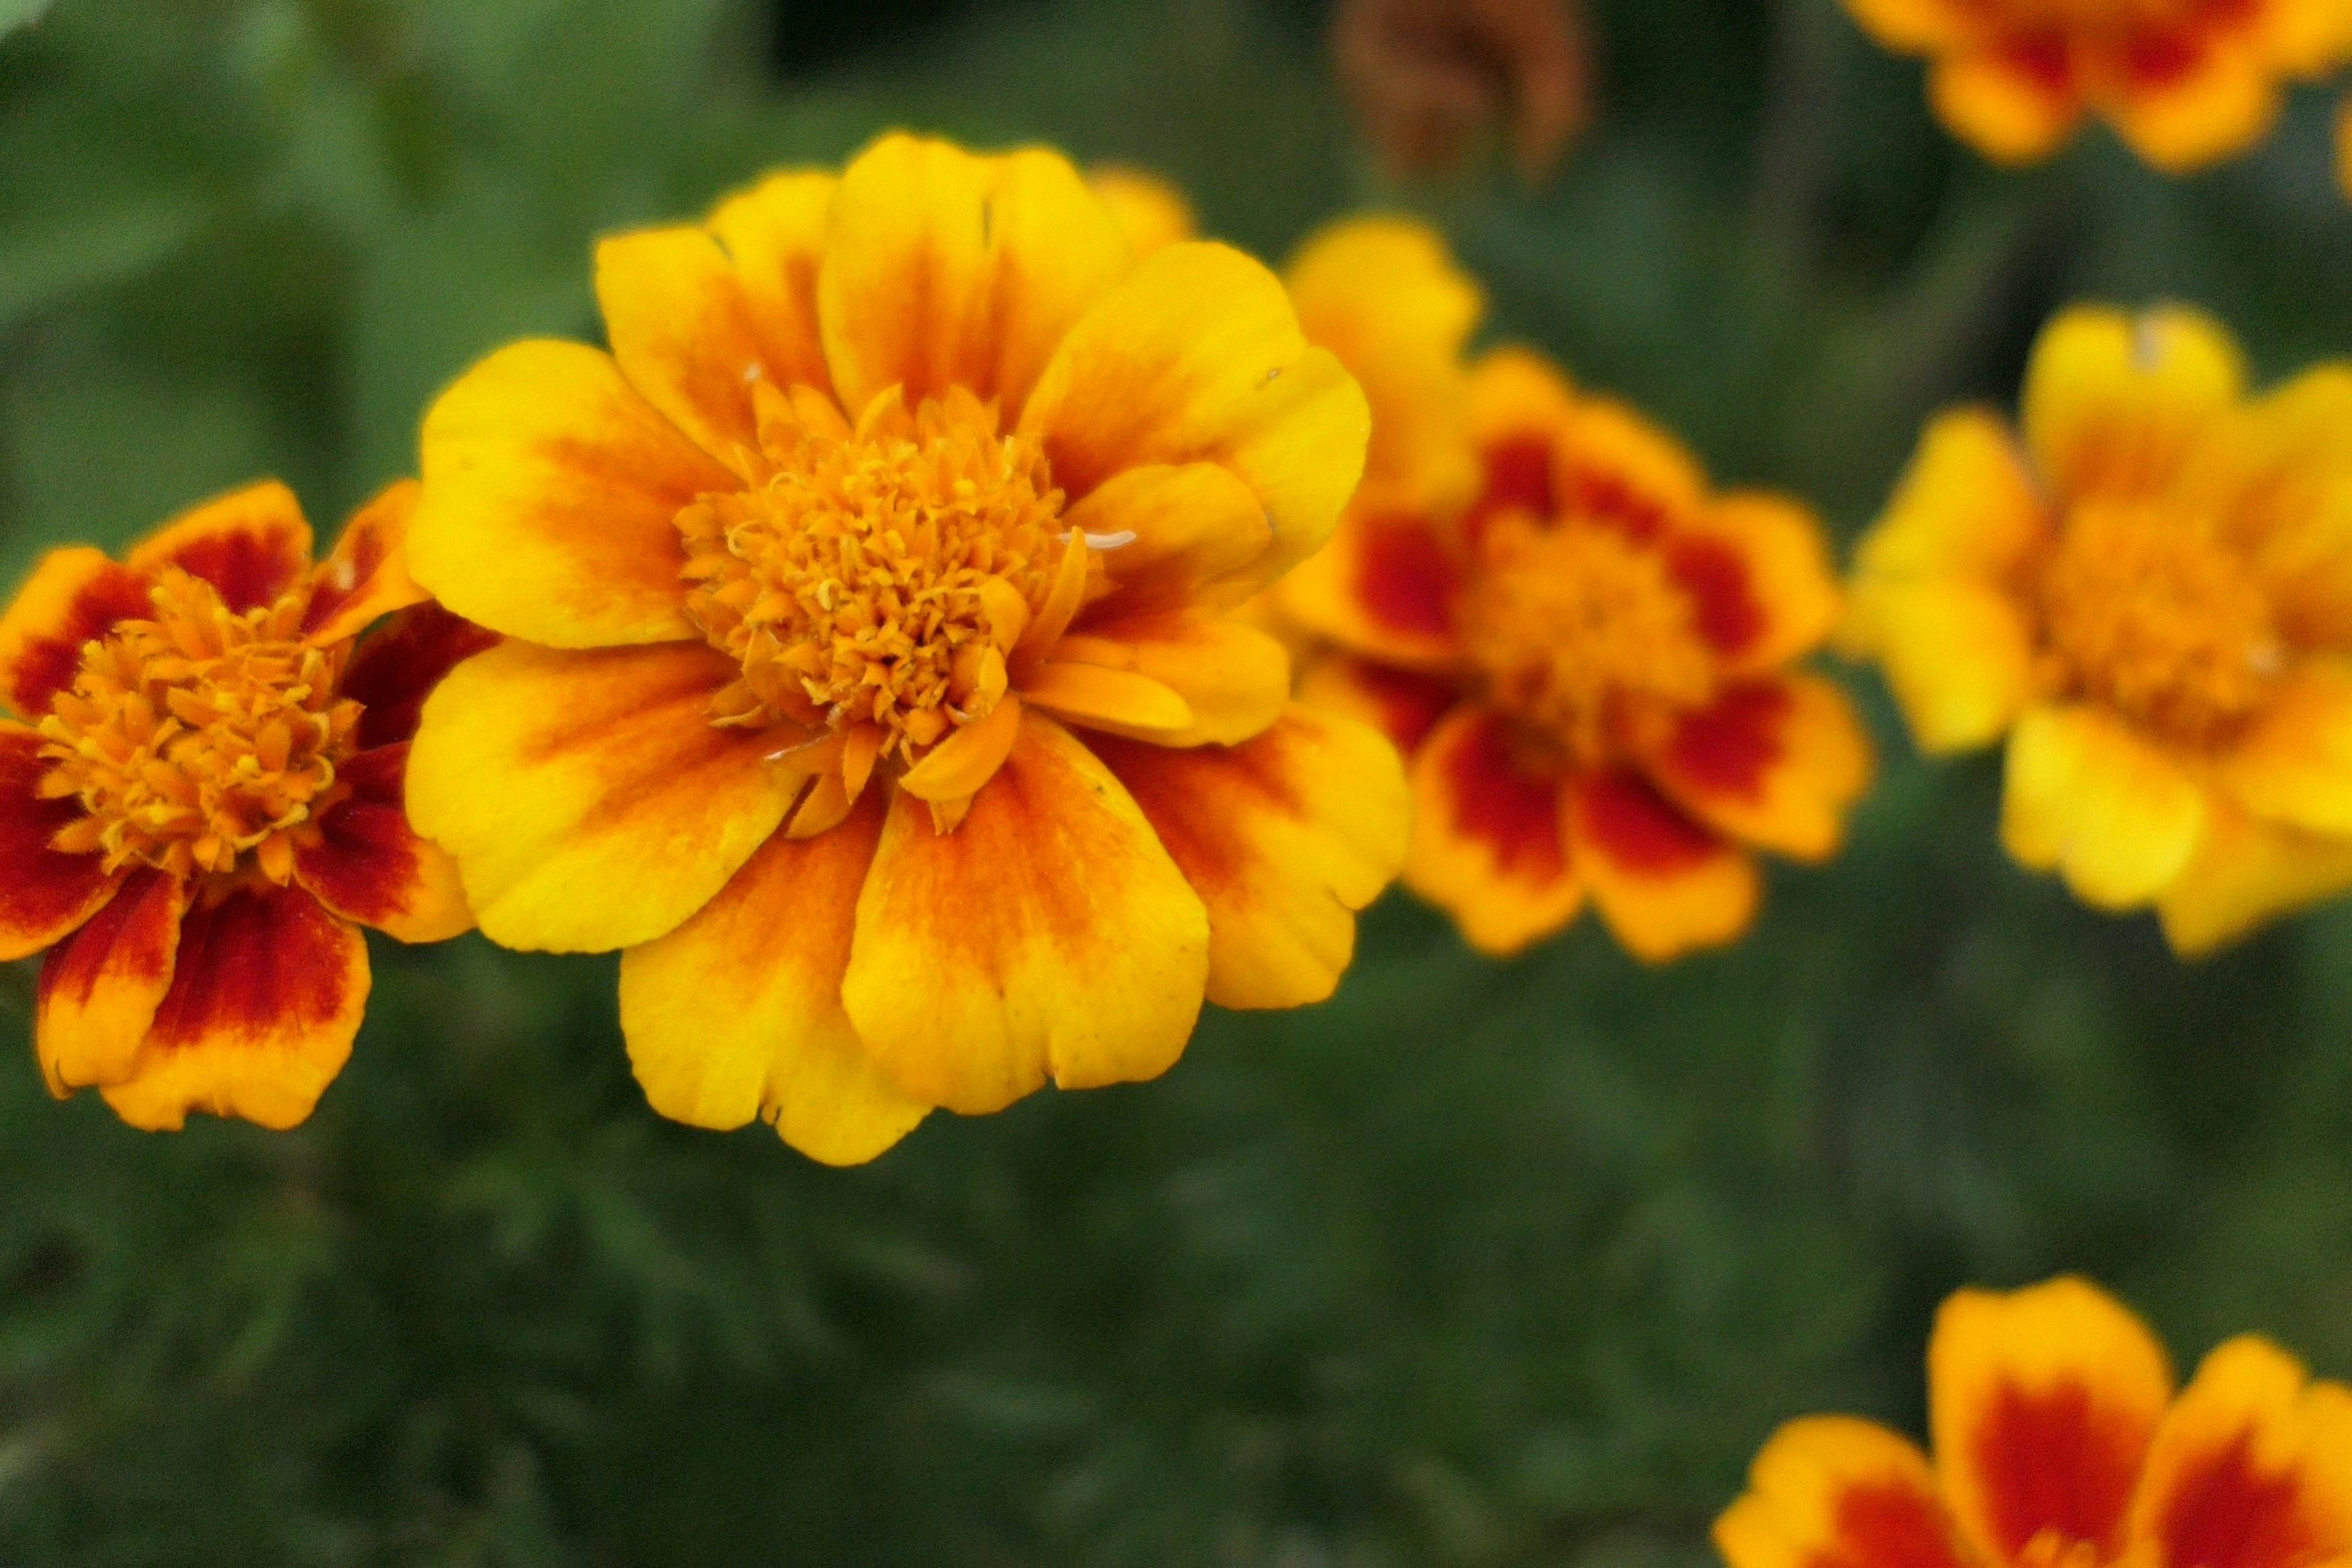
[1717, 1277, 2352, 1568]
[1847, 304, 2352, 954]
[404, 133, 1408, 1165]
[0, 480, 484, 1129]
[1842, 0, 2352, 172]
[1280, 219, 1872, 961]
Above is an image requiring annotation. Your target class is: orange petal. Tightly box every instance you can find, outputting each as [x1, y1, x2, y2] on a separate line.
[1466, 346, 1578, 461]
[34, 869, 183, 1095]
[2215, 660, 2352, 837]
[597, 224, 778, 466]
[818, 135, 1132, 418]
[1278, 510, 1464, 670]
[2001, 704, 2206, 910]
[1557, 395, 1711, 541]
[2157, 794, 2352, 958]
[302, 479, 430, 646]
[295, 743, 473, 944]
[127, 478, 313, 613]
[1402, 707, 1583, 957]
[2095, 28, 2280, 175]
[1091, 703, 1409, 1009]
[341, 603, 501, 752]
[1022, 662, 1193, 736]
[0, 726, 121, 961]
[1931, 42, 2084, 167]
[1066, 462, 1274, 616]
[1050, 608, 1289, 747]
[1566, 767, 1760, 962]
[705, 169, 837, 400]
[2124, 1337, 2352, 1568]
[1020, 240, 1371, 589]
[619, 791, 929, 1166]
[2022, 305, 2247, 507]
[1645, 675, 1875, 863]
[0, 546, 157, 718]
[412, 339, 729, 648]
[1667, 492, 1843, 676]
[100, 884, 368, 1132]
[1715, 1418, 1970, 1568]
[897, 695, 1025, 802]
[1295, 652, 1463, 756]
[1927, 1278, 2174, 1568]
[839, 710, 1209, 1116]
[405, 640, 793, 952]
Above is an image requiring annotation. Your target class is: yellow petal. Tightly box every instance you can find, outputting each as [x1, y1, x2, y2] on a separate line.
[1929, 47, 2084, 167]
[1087, 165, 1196, 258]
[897, 695, 1024, 802]
[1852, 408, 2051, 585]
[596, 225, 775, 466]
[1050, 608, 1291, 747]
[2022, 304, 2247, 507]
[1019, 662, 1193, 736]
[2216, 659, 2352, 836]
[2157, 794, 2352, 957]
[705, 169, 837, 399]
[2000, 703, 2206, 909]
[1850, 579, 2039, 756]
[1065, 462, 1274, 615]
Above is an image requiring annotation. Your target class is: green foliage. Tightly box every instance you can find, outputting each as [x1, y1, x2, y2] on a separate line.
[2, 0, 2350, 1561]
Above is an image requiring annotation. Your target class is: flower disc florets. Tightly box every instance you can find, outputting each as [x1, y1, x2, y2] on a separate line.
[34, 570, 358, 886]
[678, 385, 1074, 763]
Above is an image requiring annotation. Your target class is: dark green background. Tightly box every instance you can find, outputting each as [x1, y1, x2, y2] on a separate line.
[3, 1, 2350, 1561]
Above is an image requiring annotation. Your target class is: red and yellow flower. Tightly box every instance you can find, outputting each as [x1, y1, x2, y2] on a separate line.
[1280, 220, 1871, 961]
[403, 133, 1408, 1166]
[0, 480, 483, 1129]
[1717, 1277, 2352, 1568]
[1841, 0, 2352, 172]
[1846, 305, 2352, 954]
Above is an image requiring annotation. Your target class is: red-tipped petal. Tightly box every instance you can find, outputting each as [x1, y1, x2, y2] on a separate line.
[35, 869, 184, 1095]
[0, 728, 120, 961]
[303, 480, 430, 646]
[342, 603, 501, 752]
[0, 548, 154, 718]
[126, 479, 313, 612]
[1566, 767, 1760, 962]
[295, 744, 472, 944]
[1402, 707, 1583, 957]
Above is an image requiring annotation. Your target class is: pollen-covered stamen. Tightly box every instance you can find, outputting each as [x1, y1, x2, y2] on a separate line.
[1460, 511, 1717, 766]
[677, 384, 1087, 765]
[2038, 501, 2282, 746]
[35, 569, 359, 884]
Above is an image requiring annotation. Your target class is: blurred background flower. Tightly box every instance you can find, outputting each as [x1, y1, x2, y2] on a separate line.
[2, 1, 2351, 1562]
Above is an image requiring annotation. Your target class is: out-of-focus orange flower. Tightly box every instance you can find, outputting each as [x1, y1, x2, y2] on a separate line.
[1333, 0, 1592, 182]
[1717, 1277, 2352, 1568]
[0, 481, 486, 1129]
[1848, 305, 2352, 954]
[1282, 219, 1871, 962]
[1842, 0, 2352, 172]
[404, 134, 1408, 1166]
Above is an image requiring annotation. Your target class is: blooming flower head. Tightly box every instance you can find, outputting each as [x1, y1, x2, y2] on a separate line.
[1845, 306, 2352, 954]
[1279, 219, 1871, 960]
[0, 481, 484, 1129]
[1717, 1277, 2352, 1568]
[404, 133, 1407, 1166]
[1842, 0, 2352, 172]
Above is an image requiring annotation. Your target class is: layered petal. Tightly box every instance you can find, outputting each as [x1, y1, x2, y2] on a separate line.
[2174, 367, 2352, 650]
[0, 547, 157, 718]
[301, 479, 430, 646]
[619, 792, 929, 1166]
[405, 641, 793, 952]
[1566, 767, 1760, 962]
[0, 726, 121, 961]
[705, 169, 836, 399]
[1068, 462, 1275, 617]
[1667, 492, 1842, 676]
[2157, 798, 2352, 957]
[1402, 707, 1583, 957]
[1091, 704, 1409, 1009]
[1927, 1277, 2174, 1568]
[1295, 653, 1462, 755]
[2097, 28, 2280, 175]
[2001, 705, 2207, 910]
[1048, 608, 1291, 747]
[1931, 43, 2084, 166]
[342, 603, 502, 752]
[2215, 660, 2352, 836]
[1558, 396, 1711, 542]
[100, 884, 368, 1133]
[294, 744, 472, 944]
[597, 225, 777, 465]
[839, 710, 1209, 1116]
[1714, 1418, 1971, 1568]
[412, 339, 730, 648]
[2023, 306, 2247, 507]
[1645, 674, 1875, 862]
[34, 869, 184, 1095]
[1278, 511, 1464, 669]
[1853, 579, 2040, 756]
[127, 478, 312, 613]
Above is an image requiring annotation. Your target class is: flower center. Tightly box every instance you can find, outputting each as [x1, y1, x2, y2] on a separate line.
[677, 386, 1076, 762]
[2037, 500, 2282, 747]
[36, 570, 358, 884]
[1459, 513, 1717, 767]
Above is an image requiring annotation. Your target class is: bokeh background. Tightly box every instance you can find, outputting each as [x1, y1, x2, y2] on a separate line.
[4, 1, 2352, 1561]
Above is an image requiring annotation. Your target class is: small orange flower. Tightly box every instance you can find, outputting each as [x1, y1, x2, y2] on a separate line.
[1842, 0, 2352, 172]
[0, 480, 485, 1129]
[1717, 1278, 2352, 1568]
[404, 134, 1408, 1166]
[1280, 220, 1872, 961]
[1847, 305, 2352, 954]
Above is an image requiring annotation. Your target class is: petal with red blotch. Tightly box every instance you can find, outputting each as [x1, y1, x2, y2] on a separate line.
[706, 170, 835, 401]
[1402, 707, 1583, 957]
[295, 744, 472, 944]
[1557, 396, 1710, 543]
[2124, 1337, 2352, 1568]
[619, 791, 930, 1166]
[99, 884, 368, 1132]
[1715, 1417, 1970, 1568]
[1278, 510, 1464, 670]
[35, 869, 184, 1095]
[1566, 767, 1759, 962]
[1296, 652, 1462, 755]
[1091, 703, 1409, 1010]
[1931, 39, 2085, 168]
[1667, 492, 1842, 676]
[0, 548, 156, 718]
[342, 603, 501, 752]
[2098, 26, 2280, 176]
[1928, 1277, 2175, 1568]
[1050, 607, 1291, 747]
[839, 710, 1209, 1116]
[303, 480, 429, 646]
[127, 479, 312, 612]
[0, 726, 120, 961]
[1645, 675, 1874, 863]
[597, 225, 777, 466]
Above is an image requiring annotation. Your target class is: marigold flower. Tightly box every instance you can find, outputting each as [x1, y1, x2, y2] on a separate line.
[0, 480, 486, 1129]
[1717, 1277, 2352, 1568]
[1847, 305, 2352, 954]
[403, 134, 1407, 1166]
[1280, 220, 1872, 961]
[1841, 0, 2352, 172]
